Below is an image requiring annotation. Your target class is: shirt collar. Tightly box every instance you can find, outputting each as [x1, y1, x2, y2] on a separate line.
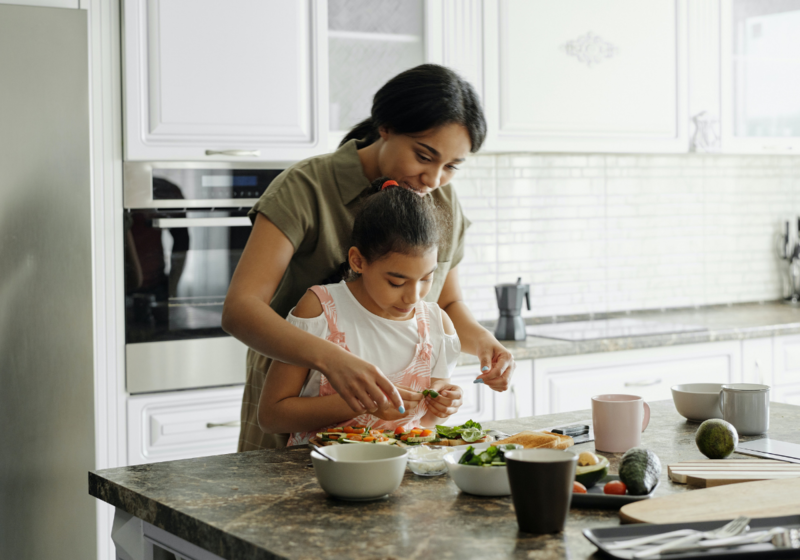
[332, 139, 372, 205]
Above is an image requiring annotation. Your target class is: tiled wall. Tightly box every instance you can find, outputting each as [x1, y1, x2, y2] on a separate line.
[456, 154, 800, 321]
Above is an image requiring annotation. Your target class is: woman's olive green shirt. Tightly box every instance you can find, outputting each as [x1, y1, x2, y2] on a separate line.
[238, 139, 471, 451]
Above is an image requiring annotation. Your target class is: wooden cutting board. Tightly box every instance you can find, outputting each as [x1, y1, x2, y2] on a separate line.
[619, 477, 800, 524]
[668, 459, 800, 487]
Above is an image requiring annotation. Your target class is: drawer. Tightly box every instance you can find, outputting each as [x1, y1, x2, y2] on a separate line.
[444, 364, 494, 426]
[534, 342, 741, 415]
[127, 386, 244, 465]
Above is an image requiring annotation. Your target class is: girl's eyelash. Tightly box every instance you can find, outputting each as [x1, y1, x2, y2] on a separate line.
[389, 282, 403, 288]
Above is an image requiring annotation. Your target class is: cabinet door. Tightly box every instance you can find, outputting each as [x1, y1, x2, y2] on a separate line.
[773, 335, 800, 386]
[493, 360, 533, 421]
[773, 384, 800, 405]
[445, 364, 494, 426]
[326, 0, 442, 149]
[127, 386, 244, 465]
[534, 342, 741, 415]
[742, 337, 773, 385]
[720, 0, 800, 153]
[482, 0, 688, 153]
[123, 0, 327, 161]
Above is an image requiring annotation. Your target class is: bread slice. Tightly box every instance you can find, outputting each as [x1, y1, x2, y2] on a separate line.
[494, 430, 574, 450]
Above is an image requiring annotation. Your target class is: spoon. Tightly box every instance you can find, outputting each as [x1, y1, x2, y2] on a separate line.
[312, 447, 337, 462]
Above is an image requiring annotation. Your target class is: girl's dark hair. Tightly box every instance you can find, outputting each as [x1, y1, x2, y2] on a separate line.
[324, 178, 446, 284]
[340, 64, 486, 153]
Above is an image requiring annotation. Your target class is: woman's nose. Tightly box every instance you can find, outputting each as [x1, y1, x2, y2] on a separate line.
[422, 167, 443, 189]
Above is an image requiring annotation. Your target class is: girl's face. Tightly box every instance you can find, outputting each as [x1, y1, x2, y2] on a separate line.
[376, 123, 472, 196]
[349, 246, 439, 320]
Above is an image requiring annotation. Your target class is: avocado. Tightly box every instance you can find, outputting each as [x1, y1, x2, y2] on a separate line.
[618, 447, 662, 496]
[575, 455, 610, 489]
[695, 419, 738, 459]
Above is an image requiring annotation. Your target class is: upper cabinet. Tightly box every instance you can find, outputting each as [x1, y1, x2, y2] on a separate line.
[720, 0, 800, 153]
[326, 0, 442, 149]
[123, 0, 328, 161]
[481, 0, 688, 153]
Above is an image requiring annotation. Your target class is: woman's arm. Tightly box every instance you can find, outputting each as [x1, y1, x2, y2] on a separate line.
[222, 213, 403, 414]
[437, 266, 515, 391]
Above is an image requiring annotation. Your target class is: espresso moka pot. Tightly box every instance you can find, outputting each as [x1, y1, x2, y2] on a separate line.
[494, 278, 531, 341]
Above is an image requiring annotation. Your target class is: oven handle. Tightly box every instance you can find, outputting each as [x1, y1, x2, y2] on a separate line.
[205, 149, 261, 157]
[151, 217, 252, 228]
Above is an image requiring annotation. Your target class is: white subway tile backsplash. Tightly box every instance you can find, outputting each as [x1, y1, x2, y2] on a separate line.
[454, 153, 799, 321]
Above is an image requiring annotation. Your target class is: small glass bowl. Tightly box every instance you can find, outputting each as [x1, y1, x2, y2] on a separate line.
[406, 445, 448, 476]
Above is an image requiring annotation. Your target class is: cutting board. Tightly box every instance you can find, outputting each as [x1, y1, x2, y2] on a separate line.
[668, 459, 800, 487]
[619, 477, 800, 524]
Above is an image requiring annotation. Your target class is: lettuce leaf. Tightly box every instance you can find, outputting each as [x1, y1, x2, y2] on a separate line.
[436, 420, 485, 441]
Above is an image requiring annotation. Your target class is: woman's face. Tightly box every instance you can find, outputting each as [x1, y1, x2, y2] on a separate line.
[376, 123, 472, 196]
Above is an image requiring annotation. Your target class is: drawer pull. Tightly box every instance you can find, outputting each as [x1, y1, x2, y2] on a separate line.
[206, 420, 241, 429]
[624, 379, 661, 388]
[205, 149, 261, 157]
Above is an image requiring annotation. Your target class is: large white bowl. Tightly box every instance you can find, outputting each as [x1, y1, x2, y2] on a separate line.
[671, 383, 724, 422]
[310, 444, 408, 500]
[444, 442, 521, 497]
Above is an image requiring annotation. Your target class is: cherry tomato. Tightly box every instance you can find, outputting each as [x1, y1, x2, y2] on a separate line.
[573, 481, 587, 494]
[604, 481, 627, 495]
[394, 426, 405, 435]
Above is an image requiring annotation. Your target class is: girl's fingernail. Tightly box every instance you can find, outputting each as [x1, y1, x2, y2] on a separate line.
[473, 379, 484, 384]
[481, 366, 490, 372]
[398, 406, 406, 413]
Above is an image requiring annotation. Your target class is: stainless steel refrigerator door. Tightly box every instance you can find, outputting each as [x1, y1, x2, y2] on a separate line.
[0, 5, 95, 560]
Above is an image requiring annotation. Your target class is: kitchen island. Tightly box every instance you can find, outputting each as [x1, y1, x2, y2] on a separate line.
[90, 401, 800, 559]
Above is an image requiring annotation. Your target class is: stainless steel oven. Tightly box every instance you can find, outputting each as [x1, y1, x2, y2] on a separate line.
[123, 162, 283, 393]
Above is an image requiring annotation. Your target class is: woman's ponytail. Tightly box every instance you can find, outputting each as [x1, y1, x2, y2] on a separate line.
[339, 117, 379, 148]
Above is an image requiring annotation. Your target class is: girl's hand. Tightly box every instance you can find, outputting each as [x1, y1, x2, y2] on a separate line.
[473, 334, 515, 392]
[424, 382, 463, 418]
[322, 348, 405, 414]
[371, 385, 422, 422]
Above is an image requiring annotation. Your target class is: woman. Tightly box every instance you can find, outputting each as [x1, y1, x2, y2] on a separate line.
[222, 64, 516, 451]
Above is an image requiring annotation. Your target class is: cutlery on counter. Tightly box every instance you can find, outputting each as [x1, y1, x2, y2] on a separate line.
[311, 447, 337, 462]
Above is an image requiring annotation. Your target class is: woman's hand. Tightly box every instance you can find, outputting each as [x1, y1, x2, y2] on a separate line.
[322, 348, 406, 415]
[371, 385, 422, 422]
[425, 381, 463, 419]
[472, 333, 515, 392]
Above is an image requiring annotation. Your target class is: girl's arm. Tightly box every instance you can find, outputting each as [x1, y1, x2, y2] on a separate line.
[222, 213, 403, 414]
[437, 266, 516, 392]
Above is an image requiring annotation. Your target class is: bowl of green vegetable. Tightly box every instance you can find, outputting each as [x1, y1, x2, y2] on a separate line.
[444, 443, 523, 496]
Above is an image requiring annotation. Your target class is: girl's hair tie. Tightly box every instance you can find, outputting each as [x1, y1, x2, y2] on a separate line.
[381, 180, 399, 191]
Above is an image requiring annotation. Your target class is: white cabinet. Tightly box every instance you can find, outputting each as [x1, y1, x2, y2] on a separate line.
[720, 0, 800, 154]
[773, 334, 800, 386]
[774, 384, 800, 406]
[742, 337, 774, 385]
[127, 385, 243, 465]
[533, 341, 742, 415]
[494, 360, 533, 421]
[481, 0, 688, 153]
[446, 363, 495, 426]
[123, 0, 327, 161]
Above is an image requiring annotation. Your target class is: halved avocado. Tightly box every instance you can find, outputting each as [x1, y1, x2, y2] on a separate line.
[575, 455, 609, 489]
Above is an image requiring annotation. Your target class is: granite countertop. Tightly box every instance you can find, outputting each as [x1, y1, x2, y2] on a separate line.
[457, 301, 800, 366]
[89, 401, 800, 560]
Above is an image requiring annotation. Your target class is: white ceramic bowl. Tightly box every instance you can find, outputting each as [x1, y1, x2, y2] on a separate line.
[671, 383, 724, 422]
[311, 444, 408, 500]
[444, 442, 522, 496]
[407, 445, 448, 476]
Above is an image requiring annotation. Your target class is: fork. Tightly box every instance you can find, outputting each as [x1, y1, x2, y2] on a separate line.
[607, 516, 749, 551]
[632, 516, 751, 558]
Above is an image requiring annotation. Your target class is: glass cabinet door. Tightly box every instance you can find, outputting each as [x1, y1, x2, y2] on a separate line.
[722, 0, 800, 152]
[327, 0, 427, 146]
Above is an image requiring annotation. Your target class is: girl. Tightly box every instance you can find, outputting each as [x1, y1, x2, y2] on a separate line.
[223, 64, 517, 451]
[258, 179, 461, 442]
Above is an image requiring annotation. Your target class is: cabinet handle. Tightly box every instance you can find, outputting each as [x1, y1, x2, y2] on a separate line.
[151, 217, 252, 228]
[205, 149, 261, 157]
[206, 420, 241, 429]
[624, 379, 661, 388]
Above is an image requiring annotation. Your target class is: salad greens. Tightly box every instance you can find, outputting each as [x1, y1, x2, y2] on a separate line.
[435, 420, 486, 443]
[421, 389, 439, 399]
[457, 444, 518, 467]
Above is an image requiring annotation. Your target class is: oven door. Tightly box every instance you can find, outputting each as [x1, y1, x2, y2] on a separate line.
[124, 208, 252, 393]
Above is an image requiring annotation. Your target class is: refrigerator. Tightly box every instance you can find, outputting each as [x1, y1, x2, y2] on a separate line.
[0, 4, 96, 559]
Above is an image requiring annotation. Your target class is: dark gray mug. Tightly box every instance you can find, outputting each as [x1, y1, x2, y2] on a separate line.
[505, 449, 578, 534]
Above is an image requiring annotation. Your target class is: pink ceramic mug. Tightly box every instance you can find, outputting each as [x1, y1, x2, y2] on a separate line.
[592, 394, 651, 453]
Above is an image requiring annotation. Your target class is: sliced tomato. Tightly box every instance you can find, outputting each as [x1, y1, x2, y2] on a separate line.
[400, 435, 409, 441]
[421, 429, 433, 437]
[348, 434, 363, 441]
[573, 481, 587, 494]
[329, 427, 344, 433]
[409, 429, 423, 435]
[343, 426, 354, 433]
[603, 481, 627, 495]
[394, 426, 405, 435]
[328, 435, 339, 440]
[352, 428, 365, 434]
[363, 436, 375, 442]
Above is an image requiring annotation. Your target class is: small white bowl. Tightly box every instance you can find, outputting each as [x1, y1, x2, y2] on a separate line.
[311, 444, 407, 501]
[407, 446, 448, 476]
[671, 383, 724, 422]
[444, 442, 522, 497]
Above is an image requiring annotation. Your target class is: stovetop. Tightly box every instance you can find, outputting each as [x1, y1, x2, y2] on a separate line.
[525, 317, 708, 342]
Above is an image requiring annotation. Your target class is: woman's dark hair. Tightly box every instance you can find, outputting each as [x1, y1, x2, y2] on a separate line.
[340, 64, 486, 153]
[325, 178, 447, 284]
